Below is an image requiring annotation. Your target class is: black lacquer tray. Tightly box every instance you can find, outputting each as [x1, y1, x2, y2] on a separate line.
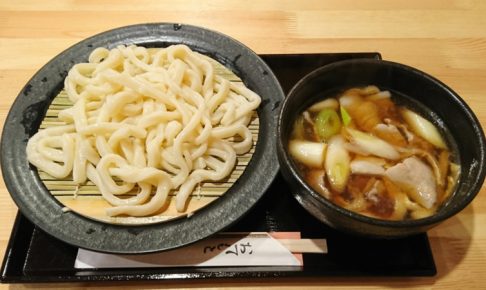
[0, 52, 436, 283]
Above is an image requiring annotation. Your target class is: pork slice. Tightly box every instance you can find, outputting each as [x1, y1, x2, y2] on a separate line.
[384, 157, 437, 209]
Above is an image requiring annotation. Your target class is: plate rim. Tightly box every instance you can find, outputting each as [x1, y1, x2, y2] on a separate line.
[0, 23, 284, 254]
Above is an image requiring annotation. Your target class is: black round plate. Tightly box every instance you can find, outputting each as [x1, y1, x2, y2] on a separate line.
[0, 23, 284, 254]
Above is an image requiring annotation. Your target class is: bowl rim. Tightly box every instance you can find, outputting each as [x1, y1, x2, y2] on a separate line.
[277, 58, 486, 228]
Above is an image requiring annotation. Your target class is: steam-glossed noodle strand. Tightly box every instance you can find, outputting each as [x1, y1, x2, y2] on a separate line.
[27, 44, 261, 217]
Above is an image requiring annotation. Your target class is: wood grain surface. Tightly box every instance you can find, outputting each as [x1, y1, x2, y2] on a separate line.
[1, 0, 486, 289]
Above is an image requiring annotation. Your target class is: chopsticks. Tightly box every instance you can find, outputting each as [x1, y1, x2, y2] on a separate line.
[278, 239, 328, 254]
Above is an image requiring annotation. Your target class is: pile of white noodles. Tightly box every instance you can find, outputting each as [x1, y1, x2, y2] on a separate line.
[26, 44, 261, 217]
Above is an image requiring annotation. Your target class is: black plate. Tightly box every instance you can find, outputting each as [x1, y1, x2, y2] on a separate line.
[0, 23, 284, 254]
[0, 53, 437, 284]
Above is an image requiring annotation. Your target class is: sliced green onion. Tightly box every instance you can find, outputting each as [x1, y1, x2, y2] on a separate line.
[315, 108, 341, 141]
[325, 135, 350, 193]
[340, 106, 352, 126]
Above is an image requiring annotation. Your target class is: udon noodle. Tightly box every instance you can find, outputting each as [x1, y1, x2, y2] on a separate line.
[27, 44, 261, 217]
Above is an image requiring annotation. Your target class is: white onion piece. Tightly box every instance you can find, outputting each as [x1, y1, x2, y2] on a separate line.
[345, 128, 400, 160]
[343, 142, 370, 156]
[288, 140, 326, 168]
[307, 98, 339, 112]
[339, 94, 360, 108]
[400, 108, 447, 149]
[366, 90, 391, 101]
[350, 160, 385, 175]
[325, 136, 350, 193]
[306, 170, 331, 199]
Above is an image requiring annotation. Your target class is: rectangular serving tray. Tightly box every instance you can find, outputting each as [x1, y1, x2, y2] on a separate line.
[0, 52, 436, 283]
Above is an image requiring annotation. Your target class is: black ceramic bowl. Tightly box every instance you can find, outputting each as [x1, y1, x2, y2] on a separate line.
[277, 58, 486, 238]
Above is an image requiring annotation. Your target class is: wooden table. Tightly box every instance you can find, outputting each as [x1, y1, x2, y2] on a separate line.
[1, 1, 485, 289]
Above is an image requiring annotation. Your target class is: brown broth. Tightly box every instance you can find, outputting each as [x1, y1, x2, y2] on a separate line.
[289, 86, 459, 221]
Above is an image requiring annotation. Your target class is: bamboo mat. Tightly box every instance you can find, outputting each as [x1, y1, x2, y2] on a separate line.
[37, 56, 259, 225]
